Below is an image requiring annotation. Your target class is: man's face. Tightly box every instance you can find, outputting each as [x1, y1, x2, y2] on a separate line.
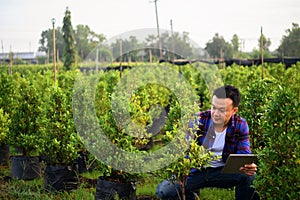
[211, 95, 238, 127]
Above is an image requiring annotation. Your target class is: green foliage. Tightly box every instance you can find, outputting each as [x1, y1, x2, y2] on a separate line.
[155, 127, 212, 199]
[111, 36, 145, 62]
[0, 166, 95, 200]
[62, 7, 76, 70]
[251, 49, 273, 59]
[265, 62, 286, 80]
[156, 115, 213, 199]
[199, 188, 235, 199]
[38, 27, 64, 61]
[73, 70, 144, 182]
[0, 73, 15, 114]
[255, 85, 300, 199]
[39, 24, 105, 63]
[1, 62, 299, 199]
[159, 31, 196, 59]
[239, 78, 277, 150]
[231, 34, 240, 58]
[159, 137, 212, 178]
[0, 109, 10, 144]
[258, 33, 271, 52]
[220, 64, 262, 89]
[7, 73, 43, 156]
[74, 24, 106, 60]
[281, 63, 300, 98]
[38, 83, 82, 165]
[278, 23, 300, 57]
[205, 33, 233, 59]
[0, 73, 15, 145]
[73, 64, 202, 189]
[0, 164, 234, 200]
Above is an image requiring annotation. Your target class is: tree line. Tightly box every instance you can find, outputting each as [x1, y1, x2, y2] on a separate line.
[38, 8, 300, 67]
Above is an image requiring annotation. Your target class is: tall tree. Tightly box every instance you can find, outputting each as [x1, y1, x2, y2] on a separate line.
[62, 7, 76, 70]
[258, 34, 271, 52]
[38, 28, 64, 62]
[205, 33, 233, 59]
[74, 24, 106, 60]
[165, 31, 194, 59]
[144, 31, 195, 60]
[110, 36, 145, 62]
[278, 23, 300, 57]
[251, 32, 272, 59]
[231, 34, 240, 58]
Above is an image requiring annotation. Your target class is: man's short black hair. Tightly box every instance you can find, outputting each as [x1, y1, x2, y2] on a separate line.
[213, 85, 241, 107]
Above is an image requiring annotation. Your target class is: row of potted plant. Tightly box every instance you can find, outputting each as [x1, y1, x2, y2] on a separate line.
[0, 71, 84, 191]
[0, 64, 217, 199]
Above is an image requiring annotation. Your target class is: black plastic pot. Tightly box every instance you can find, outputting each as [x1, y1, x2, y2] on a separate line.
[77, 151, 88, 174]
[95, 177, 136, 200]
[10, 156, 41, 180]
[0, 144, 9, 166]
[44, 165, 79, 192]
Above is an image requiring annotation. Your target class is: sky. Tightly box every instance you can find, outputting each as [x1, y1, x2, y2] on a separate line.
[0, 0, 299, 53]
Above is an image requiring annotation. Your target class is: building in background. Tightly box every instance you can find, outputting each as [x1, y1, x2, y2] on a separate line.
[0, 51, 47, 64]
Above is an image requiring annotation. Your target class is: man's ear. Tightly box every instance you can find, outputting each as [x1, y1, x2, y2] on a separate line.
[233, 107, 238, 114]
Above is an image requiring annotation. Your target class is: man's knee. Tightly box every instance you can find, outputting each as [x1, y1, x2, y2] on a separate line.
[240, 174, 255, 185]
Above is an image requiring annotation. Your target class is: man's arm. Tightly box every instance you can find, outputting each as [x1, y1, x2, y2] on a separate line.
[236, 118, 251, 154]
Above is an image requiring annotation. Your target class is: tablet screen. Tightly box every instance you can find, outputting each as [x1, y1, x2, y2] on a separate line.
[221, 154, 258, 174]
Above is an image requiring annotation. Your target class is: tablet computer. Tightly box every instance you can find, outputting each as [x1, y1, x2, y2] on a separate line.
[221, 154, 258, 174]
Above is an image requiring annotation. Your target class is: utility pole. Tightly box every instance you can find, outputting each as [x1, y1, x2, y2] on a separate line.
[1, 40, 4, 65]
[52, 18, 57, 82]
[170, 19, 175, 62]
[151, 0, 162, 60]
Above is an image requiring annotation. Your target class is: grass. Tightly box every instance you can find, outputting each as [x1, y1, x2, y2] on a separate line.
[199, 188, 235, 200]
[0, 164, 234, 200]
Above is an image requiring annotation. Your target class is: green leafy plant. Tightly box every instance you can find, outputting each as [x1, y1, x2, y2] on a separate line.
[73, 70, 146, 180]
[238, 78, 277, 150]
[7, 74, 43, 156]
[155, 129, 213, 200]
[62, 7, 76, 70]
[72, 64, 201, 194]
[38, 83, 82, 165]
[255, 85, 300, 199]
[0, 108, 10, 144]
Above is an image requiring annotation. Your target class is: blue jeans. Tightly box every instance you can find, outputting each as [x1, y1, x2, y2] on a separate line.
[156, 167, 256, 200]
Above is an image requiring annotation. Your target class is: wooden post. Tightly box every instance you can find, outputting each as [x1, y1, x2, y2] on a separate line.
[149, 49, 152, 64]
[239, 39, 242, 65]
[95, 48, 99, 71]
[119, 39, 123, 78]
[47, 49, 50, 64]
[260, 26, 264, 79]
[1, 40, 4, 66]
[170, 19, 175, 64]
[57, 49, 60, 73]
[9, 46, 12, 75]
[219, 48, 223, 69]
[52, 18, 57, 82]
